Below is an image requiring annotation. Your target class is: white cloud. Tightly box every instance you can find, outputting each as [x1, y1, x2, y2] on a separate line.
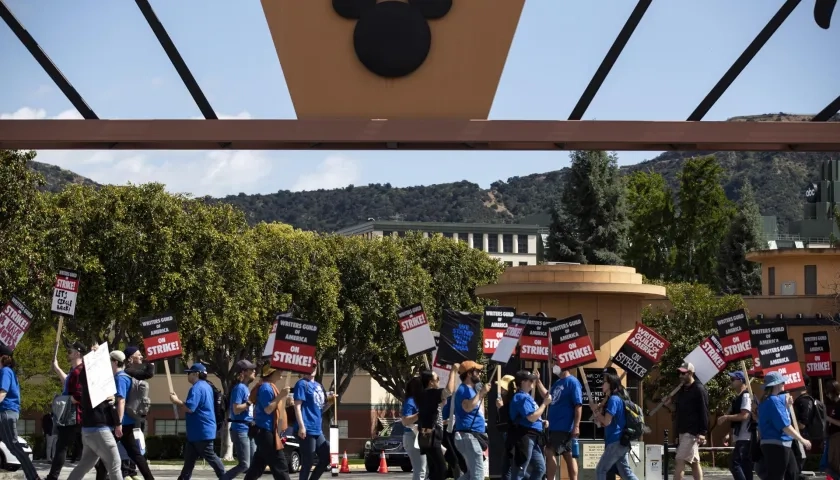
[291, 155, 360, 192]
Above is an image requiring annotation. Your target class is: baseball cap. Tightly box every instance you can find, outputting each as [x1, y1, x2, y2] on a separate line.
[236, 359, 257, 371]
[498, 375, 515, 392]
[184, 363, 207, 374]
[457, 360, 483, 375]
[109, 351, 126, 363]
[0, 343, 12, 357]
[514, 370, 537, 383]
[729, 371, 746, 383]
[677, 362, 695, 373]
[70, 341, 87, 353]
[123, 346, 140, 358]
[763, 371, 785, 388]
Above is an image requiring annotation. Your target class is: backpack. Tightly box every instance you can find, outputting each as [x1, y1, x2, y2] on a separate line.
[211, 383, 227, 432]
[796, 394, 827, 440]
[51, 394, 76, 427]
[615, 391, 646, 443]
[120, 373, 151, 422]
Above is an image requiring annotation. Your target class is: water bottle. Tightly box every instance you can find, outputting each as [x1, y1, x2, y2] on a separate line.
[571, 438, 579, 458]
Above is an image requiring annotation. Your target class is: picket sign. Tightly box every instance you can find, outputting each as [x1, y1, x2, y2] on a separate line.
[141, 313, 183, 420]
[51, 269, 79, 360]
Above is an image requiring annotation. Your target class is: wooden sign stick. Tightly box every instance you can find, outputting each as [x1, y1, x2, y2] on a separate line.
[53, 315, 64, 360]
[740, 359, 758, 406]
[164, 359, 179, 420]
[648, 384, 682, 417]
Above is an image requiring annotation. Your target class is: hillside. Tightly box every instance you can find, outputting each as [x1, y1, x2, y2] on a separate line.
[30, 160, 99, 192]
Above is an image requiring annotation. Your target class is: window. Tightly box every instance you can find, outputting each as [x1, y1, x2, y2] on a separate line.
[338, 420, 349, 439]
[397, 231, 406, 238]
[805, 265, 817, 295]
[768, 267, 776, 296]
[458, 233, 469, 244]
[472, 234, 483, 250]
[488, 235, 499, 253]
[504, 261, 513, 267]
[518, 262, 528, 266]
[442, 232, 453, 239]
[518, 235, 529, 254]
[382, 231, 392, 237]
[594, 319, 601, 350]
[503, 234, 513, 253]
[156, 419, 187, 436]
[16, 419, 35, 435]
[155, 357, 186, 375]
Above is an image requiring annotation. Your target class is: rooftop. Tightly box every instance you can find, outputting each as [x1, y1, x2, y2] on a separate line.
[336, 220, 541, 236]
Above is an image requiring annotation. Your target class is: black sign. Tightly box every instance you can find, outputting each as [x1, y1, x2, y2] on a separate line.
[437, 310, 481, 365]
[749, 324, 788, 350]
[483, 307, 515, 330]
[577, 367, 618, 404]
[271, 316, 320, 374]
[805, 182, 819, 203]
[139, 313, 182, 361]
[758, 340, 806, 391]
[140, 312, 178, 339]
[612, 324, 669, 380]
[275, 315, 319, 346]
[804, 331, 830, 354]
[548, 314, 597, 369]
[519, 315, 553, 361]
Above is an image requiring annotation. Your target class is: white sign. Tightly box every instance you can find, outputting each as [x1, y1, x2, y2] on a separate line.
[51, 269, 79, 316]
[84, 342, 117, 408]
[330, 425, 339, 468]
[397, 304, 436, 357]
[683, 336, 727, 384]
[490, 319, 526, 365]
[262, 312, 291, 357]
[582, 443, 604, 469]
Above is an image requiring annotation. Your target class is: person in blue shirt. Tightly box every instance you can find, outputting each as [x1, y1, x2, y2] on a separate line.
[244, 364, 291, 480]
[0, 343, 39, 480]
[170, 363, 226, 480]
[590, 372, 638, 480]
[453, 361, 491, 480]
[109, 350, 155, 480]
[757, 371, 812, 480]
[545, 359, 583, 480]
[400, 376, 427, 480]
[508, 371, 550, 480]
[224, 359, 258, 480]
[294, 365, 335, 480]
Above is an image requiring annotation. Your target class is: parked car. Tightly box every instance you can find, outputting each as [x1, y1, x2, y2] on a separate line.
[363, 420, 412, 473]
[0, 437, 33, 472]
[281, 426, 332, 474]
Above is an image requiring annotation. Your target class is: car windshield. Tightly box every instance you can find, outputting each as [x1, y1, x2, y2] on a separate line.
[380, 422, 406, 437]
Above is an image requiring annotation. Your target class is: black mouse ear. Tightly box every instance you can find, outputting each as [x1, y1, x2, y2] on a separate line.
[408, 0, 452, 19]
[333, 0, 377, 19]
[814, 0, 836, 29]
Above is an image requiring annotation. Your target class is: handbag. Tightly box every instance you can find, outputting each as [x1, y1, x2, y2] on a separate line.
[418, 428, 434, 450]
[51, 395, 76, 427]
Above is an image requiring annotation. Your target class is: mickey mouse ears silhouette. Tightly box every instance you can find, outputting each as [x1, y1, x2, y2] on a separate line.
[815, 0, 836, 29]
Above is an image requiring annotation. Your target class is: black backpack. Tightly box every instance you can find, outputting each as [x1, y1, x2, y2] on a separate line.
[614, 391, 646, 443]
[796, 394, 827, 440]
[210, 383, 227, 432]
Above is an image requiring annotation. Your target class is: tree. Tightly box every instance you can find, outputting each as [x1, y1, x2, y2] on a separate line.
[14, 327, 64, 412]
[625, 171, 676, 281]
[673, 156, 735, 285]
[717, 181, 763, 295]
[546, 151, 629, 265]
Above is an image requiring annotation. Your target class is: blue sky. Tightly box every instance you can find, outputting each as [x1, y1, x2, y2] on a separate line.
[2, 0, 837, 197]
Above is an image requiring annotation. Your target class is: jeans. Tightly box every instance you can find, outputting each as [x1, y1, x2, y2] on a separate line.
[46, 434, 57, 461]
[512, 436, 545, 480]
[0, 411, 38, 480]
[69, 428, 122, 480]
[500, 433, 511, 480]
[454, 432, 484, 480]
[244, 427, 290, 480]
[298, 434, 330, 480]
[443, 429, 465, 479]
[47, 424, 82, 480]
[595, 442, 638, 480]
[403, 430, 427, 480]
[179, 440, 226, 480]
[730, 440, 754, 480]
[225, 430, 257, 480]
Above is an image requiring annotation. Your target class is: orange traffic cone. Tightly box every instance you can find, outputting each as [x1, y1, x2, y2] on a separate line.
[340, 451, 351, 474]
[377, 451, 388, 474]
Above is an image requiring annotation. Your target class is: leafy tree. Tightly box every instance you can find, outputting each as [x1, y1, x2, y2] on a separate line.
[717, 181, 763, 295]
[15, 328, 63, 412]
[625, 171, 676, 281]
[673, 156, 735, 285]
[546, 151, 629, 265]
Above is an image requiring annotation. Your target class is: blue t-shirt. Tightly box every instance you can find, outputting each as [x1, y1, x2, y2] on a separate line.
[510, 391, 542, 431]
[229, 383, 253, 433]
[402, 397, 419, 423]
[454, 384, 486, 433]
[0, 367, 20, 413]
[603, 394, 625, 445]
[758, 394, 792, 443]
[442, 396, 452, 421]
[548, 376, 583, 433]
[115, 372, 135, 426]
[184, 380, 216, 442]
[294, 379, 325, 436]
[254, 382, 277, 431]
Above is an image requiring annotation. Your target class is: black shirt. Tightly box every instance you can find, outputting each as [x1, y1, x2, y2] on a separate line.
[418, 388, 445, 430]
[79, 367, 119, 429]
[826, 398, 840, 436]
[675, 380, 709, 436]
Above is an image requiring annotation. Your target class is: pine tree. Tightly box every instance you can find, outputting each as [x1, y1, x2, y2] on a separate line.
[717, 181, 763, 294]
[546, 151, 629, 265]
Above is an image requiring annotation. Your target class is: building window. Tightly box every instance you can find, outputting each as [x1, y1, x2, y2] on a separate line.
[155, 357, 186, 375]
[518, 262, 528, 266]
[488, 235, 499, 253]
[594, 319, 601, 350]
[805, 265, 817, 295]
[16, 419, 35, 435]
[504, 261, 513, 267]
[473, 234, 483, 250]
[518, 236, 529, 254]
[338, 420, 349, 439]
[458, 233, 469, 244]
[397, 231, 406, 238]
[503, 234, 513, 253]
[768, 267, 775, 296]
[382, 231, 392, 237]
[156, 419, 187, 436]
[442, 232, 453, 239]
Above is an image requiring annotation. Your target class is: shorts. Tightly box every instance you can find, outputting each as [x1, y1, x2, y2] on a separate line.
[546, 431, 572, 456]
[675, 433, 700, 464]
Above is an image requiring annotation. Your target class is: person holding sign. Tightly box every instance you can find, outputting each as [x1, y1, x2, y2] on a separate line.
[169, 364, 226, 480]
[111, 351, 155, 480]
[0, 344, 39, 480]
[545, 359, 583, 480]
[454, 361, 491, 480]
[508, 371, 550, 480]
[47, 342, 86, 480]
[225, 359, 259, 480]
[244, 364, 291, 480]
[400, 376, 427, 480]
[416, 365, 459, 480]
[294, 366, 335, 480]
[757, 371, 812, 480]
[590, 373, 639, 480]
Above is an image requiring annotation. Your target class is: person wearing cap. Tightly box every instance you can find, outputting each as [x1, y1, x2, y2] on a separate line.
[224, 359, 258, 480]
[545, 357, 583, 480]
[757, 371, 812, 480]
[453, 360, 491, 480]
[494, 374, 516, 480]
[106, 350, 155, 480]
[244, 363, 291, 480]
[120, 345, 155, 480]
[507, 370, 551, 480]
[170, 363, 226, 479]
[0, 344, 40, 480]
[665, 362, 709, 480]
[47, 341, 87, 479]
[293, 364, 335, 480]
[718, 371, 753, 480]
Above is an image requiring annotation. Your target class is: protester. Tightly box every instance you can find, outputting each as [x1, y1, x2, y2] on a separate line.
[0, 344, 40, 480]
[590, 372, 638, 480]
[453, 361, 491, 480]
[244, 364, 291, 480]
[47, 342, 86, 480]
[294, 365, 334, 480]
[792, 376, 824, 472]
[417, 366, 458, 480]
[121, 345, 155, 480]
[545, 359, 583, 480]
[224, 359, 258, 480]
[757, 371, 812, 480]
[823, 380, 840, 478]
[508, 370, 550, 480]
[401, 376, 427, 480]
[666, 362, 709, 480]
[42, 412, 55, 461]
[494, 374, 515, 480]
[169, 363, 226, 480]
[111, 350, 155, 480]
[719, 371, 753, 480]
[441, 394, 467, 480]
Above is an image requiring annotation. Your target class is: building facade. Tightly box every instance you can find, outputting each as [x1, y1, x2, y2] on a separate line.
[336, 221, 541, 266]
